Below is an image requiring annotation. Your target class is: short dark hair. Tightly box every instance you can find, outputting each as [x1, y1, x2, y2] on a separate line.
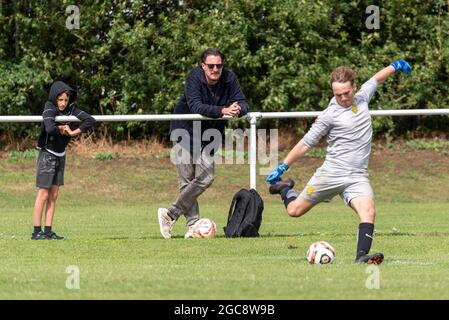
[200, 48, 225, 63]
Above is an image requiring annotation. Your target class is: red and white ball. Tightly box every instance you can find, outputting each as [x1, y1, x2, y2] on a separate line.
[193, 218, 217, 238]
[307, 241, 335, 265]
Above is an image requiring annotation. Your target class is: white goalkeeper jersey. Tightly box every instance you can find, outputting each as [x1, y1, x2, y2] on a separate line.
[302, 78, 378, 177]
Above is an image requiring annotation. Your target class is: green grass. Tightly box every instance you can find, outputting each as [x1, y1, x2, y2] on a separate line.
[5, 149, 38, 163]
[92, 151, 117, 161]
[1, 148, 449, 300]
[404, 138, 449, 156]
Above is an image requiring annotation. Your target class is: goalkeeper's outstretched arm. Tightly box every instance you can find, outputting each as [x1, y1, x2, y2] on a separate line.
[373, 59, 411, 84]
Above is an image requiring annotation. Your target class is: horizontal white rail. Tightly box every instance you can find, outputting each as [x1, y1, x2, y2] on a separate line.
[1, 109, 448, 190]
[1, 109, 448, 122]
[0, 114, 219, 122]
[254, 109, 449, 119]
[370, 109, 449, 116]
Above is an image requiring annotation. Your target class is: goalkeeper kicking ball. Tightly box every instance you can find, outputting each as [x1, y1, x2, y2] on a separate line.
[193, 218, 217, 238]
[307, 241, 335, 265]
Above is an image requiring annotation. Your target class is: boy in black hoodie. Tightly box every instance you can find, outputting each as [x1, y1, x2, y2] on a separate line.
[31, 81, 96, 240]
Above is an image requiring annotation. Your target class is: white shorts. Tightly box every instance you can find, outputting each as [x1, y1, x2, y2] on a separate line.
[299, 174, 374, 206]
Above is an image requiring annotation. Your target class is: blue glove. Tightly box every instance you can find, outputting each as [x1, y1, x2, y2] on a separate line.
[266, 162, 289, 185]
[390, 59, 411, 74]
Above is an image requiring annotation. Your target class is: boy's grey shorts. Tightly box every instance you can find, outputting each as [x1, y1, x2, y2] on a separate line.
[36, 149, 66, 189]
[299, 174, 374, 206]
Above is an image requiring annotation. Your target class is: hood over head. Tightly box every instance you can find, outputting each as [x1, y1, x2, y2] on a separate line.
[48, 81, 77, 109]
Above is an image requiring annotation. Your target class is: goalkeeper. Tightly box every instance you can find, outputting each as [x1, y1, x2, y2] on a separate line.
[267, 60, 411, 264]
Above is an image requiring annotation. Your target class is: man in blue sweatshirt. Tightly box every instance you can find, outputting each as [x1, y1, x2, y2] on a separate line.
[158, 48, 249, 239]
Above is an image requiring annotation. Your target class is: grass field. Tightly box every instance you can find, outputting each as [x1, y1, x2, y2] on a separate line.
[1, 144, 449, 300]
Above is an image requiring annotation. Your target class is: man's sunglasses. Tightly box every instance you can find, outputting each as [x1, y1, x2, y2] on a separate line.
[205, 63, 223, 70]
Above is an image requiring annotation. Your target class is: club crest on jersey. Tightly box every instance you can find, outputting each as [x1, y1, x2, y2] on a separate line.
[351, 104, 358, 113]
[306, 186, 315, 195]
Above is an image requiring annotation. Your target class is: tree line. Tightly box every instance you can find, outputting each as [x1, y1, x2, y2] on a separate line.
[0, 0, 448, 143]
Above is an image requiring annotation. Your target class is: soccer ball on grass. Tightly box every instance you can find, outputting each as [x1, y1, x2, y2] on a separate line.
[307, 241, 335, 265]
[192, 218, 217, 238]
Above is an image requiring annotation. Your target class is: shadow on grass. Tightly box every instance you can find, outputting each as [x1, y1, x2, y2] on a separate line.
[99, 230, 449, 241]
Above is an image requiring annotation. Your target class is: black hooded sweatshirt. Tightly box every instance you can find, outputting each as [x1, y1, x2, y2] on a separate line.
[37, 81, 96, 154]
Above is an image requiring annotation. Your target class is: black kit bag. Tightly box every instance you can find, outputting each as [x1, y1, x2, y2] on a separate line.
[224, 188, 264, 238]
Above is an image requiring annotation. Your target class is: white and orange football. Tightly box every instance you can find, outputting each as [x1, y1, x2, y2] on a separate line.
[192, 218, 217, 238]
[307, 241, 335, 265]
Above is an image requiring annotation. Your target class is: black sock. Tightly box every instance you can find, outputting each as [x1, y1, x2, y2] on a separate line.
[44, 226, 52, 234]
[280, 187, 298, 208]
[34, 226, 42, 234]
[356, 223, 374, 259]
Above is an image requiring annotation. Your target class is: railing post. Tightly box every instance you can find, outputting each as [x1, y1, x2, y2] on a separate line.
[248, 112, 261, 190]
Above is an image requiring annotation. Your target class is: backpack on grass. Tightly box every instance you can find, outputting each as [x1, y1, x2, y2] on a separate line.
[224, 189, 264, 238]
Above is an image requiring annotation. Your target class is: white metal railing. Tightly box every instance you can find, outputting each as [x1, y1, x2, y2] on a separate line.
[1, 108, 449, 189]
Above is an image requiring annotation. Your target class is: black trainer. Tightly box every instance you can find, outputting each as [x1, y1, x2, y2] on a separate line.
[269, 179, 295, 194]
[355, 252, 384, 264]
[30, 231, 47, 240]
[44, 231, 65, 240]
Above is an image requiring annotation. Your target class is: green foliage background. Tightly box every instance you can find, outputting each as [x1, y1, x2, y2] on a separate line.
[0, 0, 448, 140]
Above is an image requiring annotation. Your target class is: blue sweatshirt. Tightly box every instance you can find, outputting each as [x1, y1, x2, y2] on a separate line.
[170, 67, 249, 150]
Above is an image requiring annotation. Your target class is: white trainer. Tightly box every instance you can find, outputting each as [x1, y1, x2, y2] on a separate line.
[157, 208, 176, 239]
[184, 226, 196, 239]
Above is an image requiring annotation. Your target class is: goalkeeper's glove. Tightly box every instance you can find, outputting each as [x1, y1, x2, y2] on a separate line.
[266, 162, 289, 185]
[390, 59, 411, 74]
